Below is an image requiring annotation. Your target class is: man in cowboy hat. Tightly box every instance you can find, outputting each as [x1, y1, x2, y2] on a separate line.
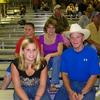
[54, 23, 100, 100]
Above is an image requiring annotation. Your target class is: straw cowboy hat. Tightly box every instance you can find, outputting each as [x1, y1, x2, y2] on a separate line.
[66, 23, 90, 40]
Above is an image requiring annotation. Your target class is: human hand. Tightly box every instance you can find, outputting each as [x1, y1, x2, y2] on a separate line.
[77, 94, 84, 100]
[34, 95, 41, 100]
[45, 54, 51, 62]
[69, 91, 78, 100]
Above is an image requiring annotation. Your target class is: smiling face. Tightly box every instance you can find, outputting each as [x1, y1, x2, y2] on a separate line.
[47, 24, 56, 35]
[23, 43, 37, 62]
[19, 38, 41, 70]
[70, 32, 84, 51]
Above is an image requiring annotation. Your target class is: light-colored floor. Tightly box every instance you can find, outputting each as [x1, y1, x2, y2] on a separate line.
[96, 96, 100, 100]
[0, 90, 13, 100]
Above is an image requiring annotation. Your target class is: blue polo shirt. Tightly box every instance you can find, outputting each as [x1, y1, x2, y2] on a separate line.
[61, 45, 100, 82]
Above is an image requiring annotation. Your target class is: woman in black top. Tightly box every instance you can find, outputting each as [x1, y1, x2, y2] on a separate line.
[11, 38, 51, 100]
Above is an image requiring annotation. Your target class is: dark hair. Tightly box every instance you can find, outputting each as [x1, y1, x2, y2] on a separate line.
[25, 22, 35, 29]
[44, 19, 57, 32]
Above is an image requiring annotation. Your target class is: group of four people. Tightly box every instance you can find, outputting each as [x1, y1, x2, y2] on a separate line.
[0, 4, 100, 100]
[0, 21, 100, 100]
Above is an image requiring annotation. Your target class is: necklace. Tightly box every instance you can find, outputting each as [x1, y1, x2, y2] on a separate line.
[45, 34, 56, 44]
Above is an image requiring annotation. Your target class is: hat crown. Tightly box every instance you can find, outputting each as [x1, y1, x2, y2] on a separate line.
[66, 23, 90, 40]
[70, 24, 82, 32]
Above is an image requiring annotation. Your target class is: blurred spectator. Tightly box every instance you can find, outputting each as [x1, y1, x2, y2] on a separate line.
[87, 2, 94, 11]
[66, 2, 78, 17]
[74, 3, 79, 15]
[18, 3, 26, 25]
[32, 0, 41, 12]
[18, 19, 26, 25]
[78, 1, 88, 15]
[19, 4, 26, 15]
[66, 3, 74, 16]
[49, 4, 69, 34]
[86, 11, 100, 54]
[40, 0, 49, 11]
[78, 7, 94, 28]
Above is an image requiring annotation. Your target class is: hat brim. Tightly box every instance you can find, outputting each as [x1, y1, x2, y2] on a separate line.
[66, 29, 90, 40]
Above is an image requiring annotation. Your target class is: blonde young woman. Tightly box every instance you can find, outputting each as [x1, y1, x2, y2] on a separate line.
[11, 38, 51, 100]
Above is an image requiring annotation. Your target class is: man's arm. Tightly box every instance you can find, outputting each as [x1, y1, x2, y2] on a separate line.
[81, 75, 97, 95]
[62, 72, 78, 100]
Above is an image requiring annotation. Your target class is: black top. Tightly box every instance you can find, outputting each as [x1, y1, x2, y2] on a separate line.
[12, 58, 47, 86]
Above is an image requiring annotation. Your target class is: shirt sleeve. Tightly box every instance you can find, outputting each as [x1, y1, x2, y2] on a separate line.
[57, 34, 63, 43]
[39, 35, 44, 44]
[34, 37, 41, 51]
[11, 58, 19, 71]
[39, 59, 47, 72]
[15, 37, 24, 55]
[60, 51, 68, 73]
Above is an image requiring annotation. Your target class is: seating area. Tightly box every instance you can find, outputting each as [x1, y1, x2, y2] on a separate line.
[0, 7, 100, 100]
[0, 8, 79, 59]
[0, 90, 14, 100]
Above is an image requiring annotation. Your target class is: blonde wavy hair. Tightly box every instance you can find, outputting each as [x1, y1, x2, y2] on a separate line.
[18, 38, 41, 71]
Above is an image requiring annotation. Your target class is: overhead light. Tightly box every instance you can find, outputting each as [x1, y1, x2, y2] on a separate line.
[0, 0, 7, 3]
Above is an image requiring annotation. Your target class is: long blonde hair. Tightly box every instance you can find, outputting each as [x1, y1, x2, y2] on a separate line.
[18, 38, 41, 71]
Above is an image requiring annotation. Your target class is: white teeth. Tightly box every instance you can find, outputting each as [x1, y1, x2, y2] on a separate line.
[29, 56, 33, 57]
[29, 56, 33, 58]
